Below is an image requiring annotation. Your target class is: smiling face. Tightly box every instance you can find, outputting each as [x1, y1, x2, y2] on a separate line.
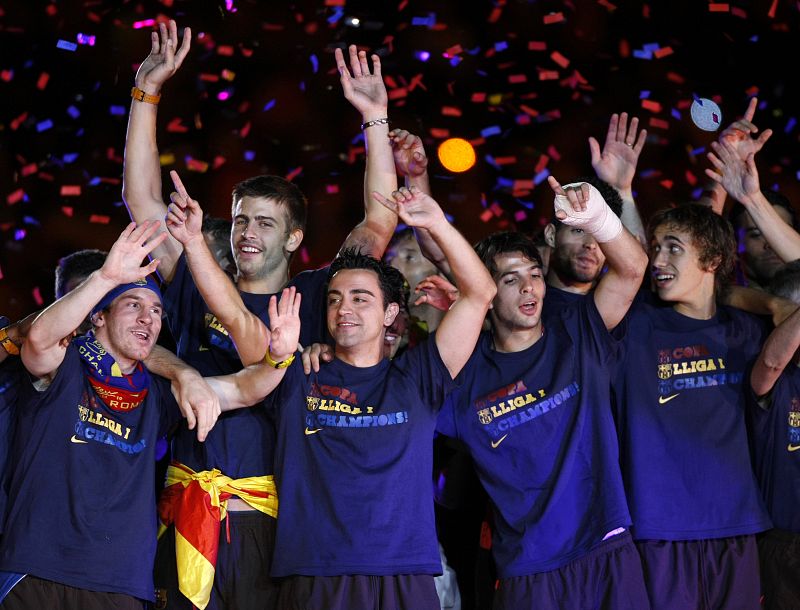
[488, 252, 546, 335]
[327, 269, 399, 355]
[547, 224, 606, 288]
[93, 288, 162, 372]
[650, 224, 717, 309]
[230, 196, 301, 283]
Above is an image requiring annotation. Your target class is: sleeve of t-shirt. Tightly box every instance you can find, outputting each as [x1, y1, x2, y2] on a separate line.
[151, 375, 183, 438]
[393, 335, 459, 413]
[290, 266, 331, 347]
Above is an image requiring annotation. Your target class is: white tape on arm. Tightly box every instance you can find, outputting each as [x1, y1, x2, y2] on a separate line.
[553, 182, 623, 243]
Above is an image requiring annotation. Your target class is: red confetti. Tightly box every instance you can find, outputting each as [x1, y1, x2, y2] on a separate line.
[480, 209, 494, 222]
[36, 72, 49, 90]
[6, 189, 24, 205]
[597, 0, 617, 11]
[10, 112, 27, 131]
[653, 46, 673, 58]
[62, 206, 73, 217]
[429, 128, 450, 138]
[167, 118, 189, 133]
[186, 159, 209, 173]
[528, 41, 547, 51]
[708, 3, 729, 11]
[641, 99, 662, 113]
[508, 74, 527, 84]
[543, 12, 565, 24]
[667, 72, 686, 84]
[442, 106, 462, 117]
[217, 45, 235, 56]
[539, 70, 559, 81]
[21, 163, 37, 176]
[659, 180, 674, 189]
[285, 166, 303, 182]
[550, 51, 570, 68]
[326, 185, 339, 194]
[32, 287, 43, 307]
[534, 155, 550, 173]
[768, 0, 778, 17]
[649, 117, 670, 129]
[1, 70, 12, 82]
[60, 185, 81, 196]
[471, 93, 487, 103]
[685, 170, 698, 186]
[89, 215, 111, 224]
[519, 104, 539, 117]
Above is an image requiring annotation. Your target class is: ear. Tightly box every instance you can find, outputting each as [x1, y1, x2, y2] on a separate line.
[90, 311, 106, 329]
[384, 302, 400, 327]
[544, 223, 557, 249]
[706, 255, 722, 273]
[285, 228, 304, 254]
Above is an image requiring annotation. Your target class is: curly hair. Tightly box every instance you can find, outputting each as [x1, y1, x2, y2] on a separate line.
[648, 203, 736, 295]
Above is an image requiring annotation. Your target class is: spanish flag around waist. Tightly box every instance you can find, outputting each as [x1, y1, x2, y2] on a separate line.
[158, 461, 278, 610]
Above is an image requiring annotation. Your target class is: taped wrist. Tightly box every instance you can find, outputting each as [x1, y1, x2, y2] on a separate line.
[553, 182, 623, 243]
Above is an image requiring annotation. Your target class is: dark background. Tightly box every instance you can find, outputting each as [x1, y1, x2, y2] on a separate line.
[1, 0, 798, 320]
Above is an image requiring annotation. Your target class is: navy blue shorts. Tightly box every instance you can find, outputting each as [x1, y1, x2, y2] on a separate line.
[758, 529, 800, 610]
[153, 511, 278, 610]
[0, 575, 144, 610]
[635, 535, 760, 610]
[493, 531, 650, 610]
[276, 574, 439, 610]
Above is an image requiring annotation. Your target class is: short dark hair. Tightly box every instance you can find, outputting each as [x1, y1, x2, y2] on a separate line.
[55, 249, 107, 299]
[551, 176, 623, 228]
[648, 203, 736, 294]
[231, 175, 308, 233]
[729, 189, 797, 231]
[768, 259, 800, 302]
[474, 231, 543, 276]
[327, 248, 407, 308]
[202, 215, 232, 242]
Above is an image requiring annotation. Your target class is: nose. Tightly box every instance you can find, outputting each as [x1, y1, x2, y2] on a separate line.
[137, 308, 154, 326]
[240, 220, 255, 239]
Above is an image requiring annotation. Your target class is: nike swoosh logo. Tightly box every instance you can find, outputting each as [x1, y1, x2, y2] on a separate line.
[70, 435, 88, 444]
[789, 444, 800, 453]
[304, 427, 323, 436]
[491, 434, 508, 449]
[658, 393, 679, 404]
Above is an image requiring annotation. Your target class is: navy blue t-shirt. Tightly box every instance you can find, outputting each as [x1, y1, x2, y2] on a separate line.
[0, 345, 180, 601]
[269, 338, 455, 577]
[0, 358, 21, 534]
[615, 301, 772, 540]
[748, 366, 800, 533]
[437, 298, 630, 578]
[163, 254, 329, 478]
[541, 284, 586, 322]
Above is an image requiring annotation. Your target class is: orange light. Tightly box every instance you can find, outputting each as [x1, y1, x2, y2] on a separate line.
[437, 138, 476, 173]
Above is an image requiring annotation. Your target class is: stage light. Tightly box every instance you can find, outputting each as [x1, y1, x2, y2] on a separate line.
[437, 138, 476, 173]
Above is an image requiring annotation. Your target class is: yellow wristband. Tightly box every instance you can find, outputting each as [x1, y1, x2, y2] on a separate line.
[131, 86, 161, 105]
[0, 327, 20, 356]
[263, 349, 295, 369]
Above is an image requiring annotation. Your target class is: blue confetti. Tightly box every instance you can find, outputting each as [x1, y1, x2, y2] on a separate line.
[516, 199, 534, 209]
[66, 105, 80, 118]
[14, 229, 26, 241]
[449, 56, 462, 67]
[671, 108, 681, 120]
[36, 119, 53, 132]
[89, 177, 101, 186]
[639, 90, 651, 99]
[785, 117, 796, 133]
[411, 13, 436, 27]
[263, 99, 276, 111]
[23, 216, 40, 227]
[690, 146, 706, 156]
[496, 177, 514, 188]
[244, 150, 256, 161]
[481, 125, 501, 138]
[63, 153, 79, 163]
[495, 41, 508, 52]
[109, 105, 126, 116]
[56, 40, 78, 51]
[633, 49, 652, 60]
[643, 42, 660, 52]
[310, 54, 319, 74]
[327, 7, 344, 24]
[533, 169, 550, 185]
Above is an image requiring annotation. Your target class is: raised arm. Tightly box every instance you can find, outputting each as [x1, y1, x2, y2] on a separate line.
[205, 287, 301, 410]
[589, 112, 648, 245]
[706, 139, 800, 263]
[22, 222, 165, 379]
[548, 176, 647, 330]
[164, 170, 270, 365]
[373, 187, 495, 378]
[122, 20, 191, 283]
[335, 45, 397, 258]
[751, 303, 800, 397]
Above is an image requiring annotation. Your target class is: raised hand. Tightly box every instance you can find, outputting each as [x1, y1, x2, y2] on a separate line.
[719, 97, 772, 161]
[414, 275, 459, 312]
[301, 343, 334, 374]
[266, 287, 302, 361]
[100, 221, 167, 285]
[390, 129, 428, 178]
[372, 187, 446, 231]
[706, 139, 761, 203]
[335, 45, 388, 118]
[548, 177, 592, 220]
[135, 19, 191, 94]
[588, 112, 646, 194]
[165, 170, 204, 246]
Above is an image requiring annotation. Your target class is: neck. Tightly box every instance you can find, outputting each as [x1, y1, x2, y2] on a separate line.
[490, 322, 544, 353]
[546, 269, 593, 295]
[92, 333, 138, 374]
[672, 292, 717, 320]
[334, 342, 385, 368]
[235, 268, 291, 294]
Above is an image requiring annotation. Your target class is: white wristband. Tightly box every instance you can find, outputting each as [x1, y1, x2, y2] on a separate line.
[553, 182, 623, 243]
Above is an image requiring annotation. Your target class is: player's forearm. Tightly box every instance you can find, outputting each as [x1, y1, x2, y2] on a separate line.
[741, 191, 800, 263]
[183, 236, 269, 365]
[359, 117, 398, 258]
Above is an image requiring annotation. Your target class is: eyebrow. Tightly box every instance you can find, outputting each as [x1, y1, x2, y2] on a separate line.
[119, 295, 162, 308]
[497, 265, 540, 279]
[327, 288, 377, 297]
[233, 214, 279, 223]
[663, 234, 686, 245]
